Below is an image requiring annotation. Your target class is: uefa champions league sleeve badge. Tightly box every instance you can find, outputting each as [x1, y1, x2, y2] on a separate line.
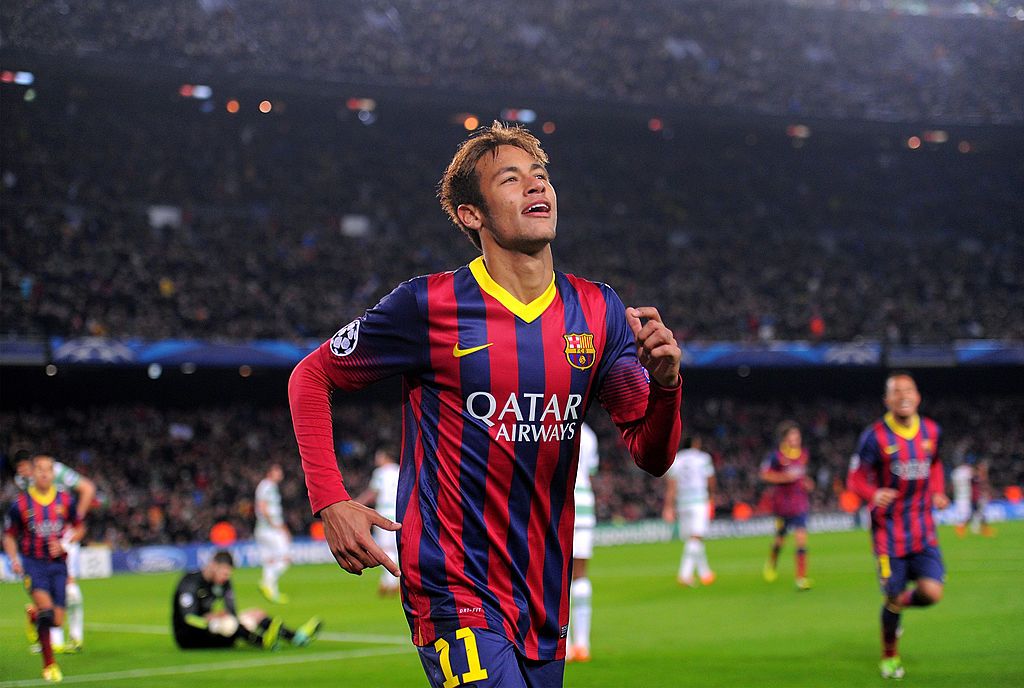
[330, 320, 360, 357]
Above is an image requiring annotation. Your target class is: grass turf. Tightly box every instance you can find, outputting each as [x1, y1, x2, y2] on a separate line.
[2, 522, 1021, 687]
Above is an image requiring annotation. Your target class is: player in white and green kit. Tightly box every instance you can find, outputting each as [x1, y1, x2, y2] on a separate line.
[15, 451, 95, 652]
[356, 447, 401, 595]
[566, 422, 600, 662]
[663, 435, 716, 587]
[255, 464, 291, 603]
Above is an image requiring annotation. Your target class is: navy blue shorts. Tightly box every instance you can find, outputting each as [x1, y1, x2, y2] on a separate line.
[775, 513, 808, 536]
[877, 545, 945, 598]
[22, 557, 68, 607]
[417, 627, 565, 688]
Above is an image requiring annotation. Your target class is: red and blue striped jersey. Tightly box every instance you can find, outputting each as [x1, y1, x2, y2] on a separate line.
[3, 487, 78, 560]
[290, 257, 681, 660]
[848, 413, 944, 557]
[760, 447, 810, 517]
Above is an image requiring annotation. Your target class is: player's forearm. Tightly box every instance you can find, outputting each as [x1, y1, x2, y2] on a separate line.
[929, 460, 946, 497]
[2, 534, 19, 563]
[289, 350, 352, 514]
[847, 467, 878, 503]
[76, 478, 96, 519]
[619, 380, 682, 477]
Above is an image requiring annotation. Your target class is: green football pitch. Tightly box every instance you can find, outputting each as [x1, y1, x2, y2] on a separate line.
[2, 523, 1022, 687]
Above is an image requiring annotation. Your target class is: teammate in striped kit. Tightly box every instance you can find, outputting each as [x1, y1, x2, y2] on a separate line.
[356, 446, 402, 596]
[290, 122, 682, 688]
[255, 464, 291, 604]
[759, 421, 814, 590]
[663, 435, 716, 587]
[848, 372, 949, 680]
[4, 455, 84, 682]
[14, 451, 95, 653]
[565, 422, 599, 662]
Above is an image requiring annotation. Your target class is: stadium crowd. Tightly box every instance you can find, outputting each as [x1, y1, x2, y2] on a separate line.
[3, 0, 1022, 124]
[3, 84, 1022, 344]
[2, 394, 1021, 547]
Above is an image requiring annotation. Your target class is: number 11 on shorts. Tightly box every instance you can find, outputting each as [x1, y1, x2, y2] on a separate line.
[434, 627, 490, 687]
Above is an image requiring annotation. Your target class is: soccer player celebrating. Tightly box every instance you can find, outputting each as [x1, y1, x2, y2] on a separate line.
[566, 422, 599, 662]
[663, 435, 716, 587]
[255, 463, 291, 603]
[848, 372, 949, 680]
[4, 455, 84, 683]
[14, 450, 95, 653]
[289, 121, 682, 687]
[356, 446, 402, 596]
[759, 421, 814, 590]
[172, 550, 320, 650]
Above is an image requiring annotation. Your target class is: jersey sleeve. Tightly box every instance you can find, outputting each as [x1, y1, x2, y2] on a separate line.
[175, 575, 203, 617]
[3, 502, 20, 538]
[594, 285, 682, 476]
[54, 461, 82, 490]
[290, 280, 426, 515]
[704, 455, 715, 479]
[847, 427, 881, 502]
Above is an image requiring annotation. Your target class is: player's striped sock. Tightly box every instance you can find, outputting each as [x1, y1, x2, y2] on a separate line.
[796, 548, 807, 578]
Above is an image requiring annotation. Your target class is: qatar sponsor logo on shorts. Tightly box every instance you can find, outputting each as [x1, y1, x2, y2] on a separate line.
[330, 320, 360, 357]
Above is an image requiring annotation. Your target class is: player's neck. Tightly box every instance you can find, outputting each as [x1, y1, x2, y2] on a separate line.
[479, 246, 554, 304]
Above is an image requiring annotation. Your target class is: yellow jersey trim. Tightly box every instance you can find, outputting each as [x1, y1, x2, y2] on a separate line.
[28, 486, 57, 507]
[884, 412, 920, 441]
[469, 256, 556, 324]
[780, 445, 802, 460]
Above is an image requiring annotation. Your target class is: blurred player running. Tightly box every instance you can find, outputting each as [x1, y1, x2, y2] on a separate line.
[663, 435, 716, 587]
[565, 422, 599, 662]
[759, 421, 814, 590]
[4, 455, 84, 682]
[290, 121, 682, 688]
[14, 450, 95, 653]
[255, 463, 291, 603]
[952, 457, 995, 538]
[356, 446, 402, 596]
[848, 371, 949, 680]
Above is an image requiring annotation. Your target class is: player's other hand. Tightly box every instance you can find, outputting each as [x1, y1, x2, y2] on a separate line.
[661, 506, 675, 524]
[872, 488, 899, 508]
[47, 538, 64, 558]
[932, 493, 950, 510]
[11, 558, 23, 576]
[626, 307, 681, 388]
[319, 499, 401, 577]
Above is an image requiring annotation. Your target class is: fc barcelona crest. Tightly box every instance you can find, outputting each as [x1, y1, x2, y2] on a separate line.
[563, 333, 596, 371]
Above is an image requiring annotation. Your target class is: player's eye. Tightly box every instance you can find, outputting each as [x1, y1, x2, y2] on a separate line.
[502, 176, 517, 184]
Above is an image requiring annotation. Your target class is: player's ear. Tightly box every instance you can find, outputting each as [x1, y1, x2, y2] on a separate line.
[457, 203, 484, 231]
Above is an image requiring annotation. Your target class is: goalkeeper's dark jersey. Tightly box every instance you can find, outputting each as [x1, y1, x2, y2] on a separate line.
[171, 570, 236, 647]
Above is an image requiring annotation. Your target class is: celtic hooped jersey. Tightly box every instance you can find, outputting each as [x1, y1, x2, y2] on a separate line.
[290, 256, 681, 660]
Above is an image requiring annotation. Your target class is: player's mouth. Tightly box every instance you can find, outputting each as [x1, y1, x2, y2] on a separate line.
[522, 201, 552, 217]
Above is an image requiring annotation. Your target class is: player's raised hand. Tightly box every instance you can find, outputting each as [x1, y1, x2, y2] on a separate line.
[872, 488, 899, 508]
[626, 306, 681, 388]
[932, 492, 950, 510]
[319, 500, 401, 577]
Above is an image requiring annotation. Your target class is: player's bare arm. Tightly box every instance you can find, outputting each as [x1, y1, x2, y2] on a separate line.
[872, 488, 899, 507]
[75, 476, 97, 521]
[2, 533, 22, 575]
[319, 500, 401, 577]
[626, 306, 681, 387]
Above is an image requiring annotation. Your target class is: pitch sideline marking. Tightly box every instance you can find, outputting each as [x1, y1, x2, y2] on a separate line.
[0, 645, 409, 687]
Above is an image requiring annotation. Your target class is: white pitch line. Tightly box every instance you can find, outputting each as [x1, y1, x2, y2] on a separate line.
[0, 645, 409, 687]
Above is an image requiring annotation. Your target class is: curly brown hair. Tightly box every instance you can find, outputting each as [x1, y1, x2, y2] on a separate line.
[438, 121, 549, 251]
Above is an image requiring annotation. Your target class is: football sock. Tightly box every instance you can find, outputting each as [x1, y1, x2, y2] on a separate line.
[695, 539, 711, 578]
[796, 548, 807, 578]
[680, 540, 698, 580]
[570, 577, 592, 649]
[50, 626, 65, 648]
[898, 588, 933, 608]
[37, 609, 55, 667]
[66, 581, 84, 643]
[881, 604, 901, 657]
[769, 543, 781, 567]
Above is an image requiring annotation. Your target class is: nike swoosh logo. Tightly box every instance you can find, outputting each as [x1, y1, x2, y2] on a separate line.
[453, 342, 494, 358]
